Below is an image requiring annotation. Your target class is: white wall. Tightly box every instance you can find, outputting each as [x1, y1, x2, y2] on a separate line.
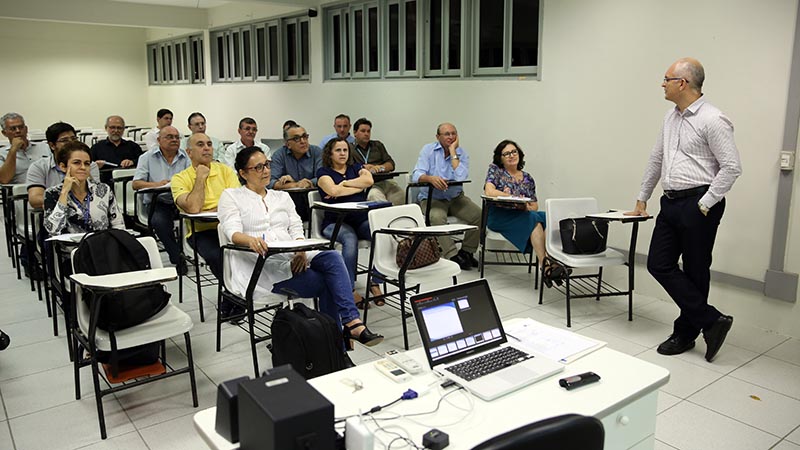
[146, 0, 800, 336]
[0, 18, 150, 130]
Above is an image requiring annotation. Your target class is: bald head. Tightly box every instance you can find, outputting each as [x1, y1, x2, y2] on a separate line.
[672, 57, 705, 92]
[187, 133, 214, 166]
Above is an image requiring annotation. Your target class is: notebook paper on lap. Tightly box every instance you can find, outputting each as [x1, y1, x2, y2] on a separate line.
[411, 279, 564, 401]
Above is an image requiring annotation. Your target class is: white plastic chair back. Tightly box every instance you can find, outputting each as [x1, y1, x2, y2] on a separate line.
[71, 236, 192, 351]
[12, 184, 32, 236]
[544, 198, 599, 255]
[111, 168, 136, 217]
[308, 190, 325, 240]
[135, 192, 149, 226]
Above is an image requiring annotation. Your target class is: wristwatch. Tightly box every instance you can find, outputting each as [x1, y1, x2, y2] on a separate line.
[378, 166, 385, 172]
[451, 154, 459, 161]
[698, 201, 709, 216]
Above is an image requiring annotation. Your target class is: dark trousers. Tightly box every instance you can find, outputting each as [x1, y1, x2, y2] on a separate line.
[187, 229, 222, 281]
[647, 194, 725, 339]
[150, 201, 180, 264]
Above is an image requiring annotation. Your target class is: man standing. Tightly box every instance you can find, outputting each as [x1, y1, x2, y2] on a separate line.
[218, 117, 269, 168]
[27, 122, 101, 209]
[180, 112, 226, 162]
[144, 108, 174, 152]
[270, 124, 323, 221]
[133, 125, 190, 272]
[411, 123, 481, 270]
[172, 133, 242, 318]
[351, 118, 404, 205]
[319, 114, 355, 148]
[0, 112, 50, 184]
[630, 57, 741, 362]
[90, 115, 143, 184]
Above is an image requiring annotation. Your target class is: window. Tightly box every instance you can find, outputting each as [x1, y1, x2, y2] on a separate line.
[255, 22, 281, 81]
[322, 0, 541, 80]
[426, 0, 462, 76]
[282, 16, 310, 81]
[211, 14, 308, 83]
[473, 0, 540, 75]
[386, 0, 419, 77]
[147, 34, 204, 85]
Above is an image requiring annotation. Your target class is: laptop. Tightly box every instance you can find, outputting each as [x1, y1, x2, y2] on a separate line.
[411, 279, 564, 401]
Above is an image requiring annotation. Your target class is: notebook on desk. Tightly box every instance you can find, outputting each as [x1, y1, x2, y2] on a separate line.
[411, 279, 563, 401]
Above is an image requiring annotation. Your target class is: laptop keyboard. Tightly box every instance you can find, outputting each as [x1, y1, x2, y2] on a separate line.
[445, 347, 532, 381]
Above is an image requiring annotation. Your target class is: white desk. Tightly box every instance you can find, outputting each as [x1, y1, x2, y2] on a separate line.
[193, 319, 669, 450]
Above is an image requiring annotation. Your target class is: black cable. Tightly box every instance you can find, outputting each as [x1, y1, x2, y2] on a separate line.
[334, 395, 404, 423]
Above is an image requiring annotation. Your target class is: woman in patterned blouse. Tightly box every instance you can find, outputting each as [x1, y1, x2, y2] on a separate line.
[484, 139, 567, 286]
[43, 141, 124, 236]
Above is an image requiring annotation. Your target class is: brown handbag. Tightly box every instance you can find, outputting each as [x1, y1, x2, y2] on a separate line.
[390, 216, 441, 269]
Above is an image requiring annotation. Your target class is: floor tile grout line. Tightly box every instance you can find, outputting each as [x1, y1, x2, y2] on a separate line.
[0, 385, 18, 450]
[683, 397, 791, 441]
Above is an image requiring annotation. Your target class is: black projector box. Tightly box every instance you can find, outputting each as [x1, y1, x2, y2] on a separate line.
[238, 364, 335, 450]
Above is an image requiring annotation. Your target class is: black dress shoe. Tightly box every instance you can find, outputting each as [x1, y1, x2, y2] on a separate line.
[0, 331, 10, 351]
[450, 253, 471, 270]
[657, 334, 695, 355]
[704, 315, 733, 362]
[460, 251, 479, 268]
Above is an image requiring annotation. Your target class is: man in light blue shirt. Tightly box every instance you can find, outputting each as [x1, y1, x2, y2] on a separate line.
[411, 122, 481, 270]
[270, 123, 323, 221]
[180, 112, 226, 162]
[133, 125, 191, 271]
[319, 114, 355, 148]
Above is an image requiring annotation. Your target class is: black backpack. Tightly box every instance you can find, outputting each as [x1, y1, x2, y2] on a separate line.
[73, 229, 171, 332]
[270, 303, 346, 379]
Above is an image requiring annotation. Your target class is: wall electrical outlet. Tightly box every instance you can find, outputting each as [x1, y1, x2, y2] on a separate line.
[780, 151, 795, 171]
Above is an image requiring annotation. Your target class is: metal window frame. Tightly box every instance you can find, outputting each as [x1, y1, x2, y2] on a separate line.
[189, 34, 205, 83]
[325, 7, 352, 79]
[424, 0, 465, 78]
[472, 0, 540, 77]
[384, 0, 420, 78]
[282, 16, 311, 82]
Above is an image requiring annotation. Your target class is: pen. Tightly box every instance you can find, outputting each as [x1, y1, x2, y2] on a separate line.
[506, 332, 521, 342]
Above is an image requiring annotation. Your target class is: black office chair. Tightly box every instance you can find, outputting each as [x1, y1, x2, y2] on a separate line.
[471, 414, 604, 450]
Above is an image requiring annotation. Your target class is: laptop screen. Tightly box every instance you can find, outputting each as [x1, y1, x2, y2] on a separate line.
[411, 279, 507, 368]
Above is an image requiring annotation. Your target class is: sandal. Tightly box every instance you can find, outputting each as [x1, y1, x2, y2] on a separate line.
[370, 284, 385, 306]
[354, 291, 370, 310]
[542, 257, 555, 288]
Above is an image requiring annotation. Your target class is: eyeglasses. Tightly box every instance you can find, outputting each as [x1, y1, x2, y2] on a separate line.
[162, 134, 181, 140]
[501, 149, 519, 158]
[56, 136, 79, 144]
[106, 126, 125, 131]
[663, 77, 685, 83]
[439, 132, 457, 137]
[245, 162, 271, 172]
[287, 133, 310, 143]
[6, 125, 26, 132]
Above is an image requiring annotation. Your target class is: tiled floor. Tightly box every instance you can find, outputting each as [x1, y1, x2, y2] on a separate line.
[0, 233, 799, 449]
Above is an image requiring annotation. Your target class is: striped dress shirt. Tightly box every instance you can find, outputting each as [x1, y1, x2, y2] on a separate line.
[638, 96, 742, 208]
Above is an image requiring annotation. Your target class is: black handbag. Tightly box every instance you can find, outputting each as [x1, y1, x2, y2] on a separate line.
[559, 218, 609, 255]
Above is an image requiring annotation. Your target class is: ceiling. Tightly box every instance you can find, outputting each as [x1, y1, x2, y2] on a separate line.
[111, 0, 319, 8]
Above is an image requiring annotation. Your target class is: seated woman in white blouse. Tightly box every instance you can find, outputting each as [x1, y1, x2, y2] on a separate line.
[217, 146, 383, 351]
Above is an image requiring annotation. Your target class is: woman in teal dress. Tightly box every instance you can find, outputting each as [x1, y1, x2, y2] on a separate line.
[484, 139, 566, 286]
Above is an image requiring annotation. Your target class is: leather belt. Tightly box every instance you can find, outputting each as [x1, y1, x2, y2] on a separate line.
[663, 185, 709, 200]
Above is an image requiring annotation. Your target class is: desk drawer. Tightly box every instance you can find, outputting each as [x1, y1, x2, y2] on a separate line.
[600, 390, 658, 449]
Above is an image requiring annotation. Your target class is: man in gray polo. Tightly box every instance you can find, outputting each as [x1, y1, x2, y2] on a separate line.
[0, 112, 50, 185]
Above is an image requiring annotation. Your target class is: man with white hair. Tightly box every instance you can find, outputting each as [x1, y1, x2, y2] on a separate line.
[0, 112, 50, 184]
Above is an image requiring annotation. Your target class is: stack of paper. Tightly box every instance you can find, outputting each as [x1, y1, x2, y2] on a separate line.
[504, 318, 606, 363]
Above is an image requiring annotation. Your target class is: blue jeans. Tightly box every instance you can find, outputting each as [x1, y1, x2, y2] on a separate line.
[271, 251, 360, 331]
[322, 221, 371, 289]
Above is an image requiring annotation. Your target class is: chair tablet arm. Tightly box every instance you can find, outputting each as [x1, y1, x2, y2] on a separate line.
[70, 267, 177, 291]
[12, 193, 29, 201]
[112, 175, 134, 183]
[379, 224, 477, 237]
